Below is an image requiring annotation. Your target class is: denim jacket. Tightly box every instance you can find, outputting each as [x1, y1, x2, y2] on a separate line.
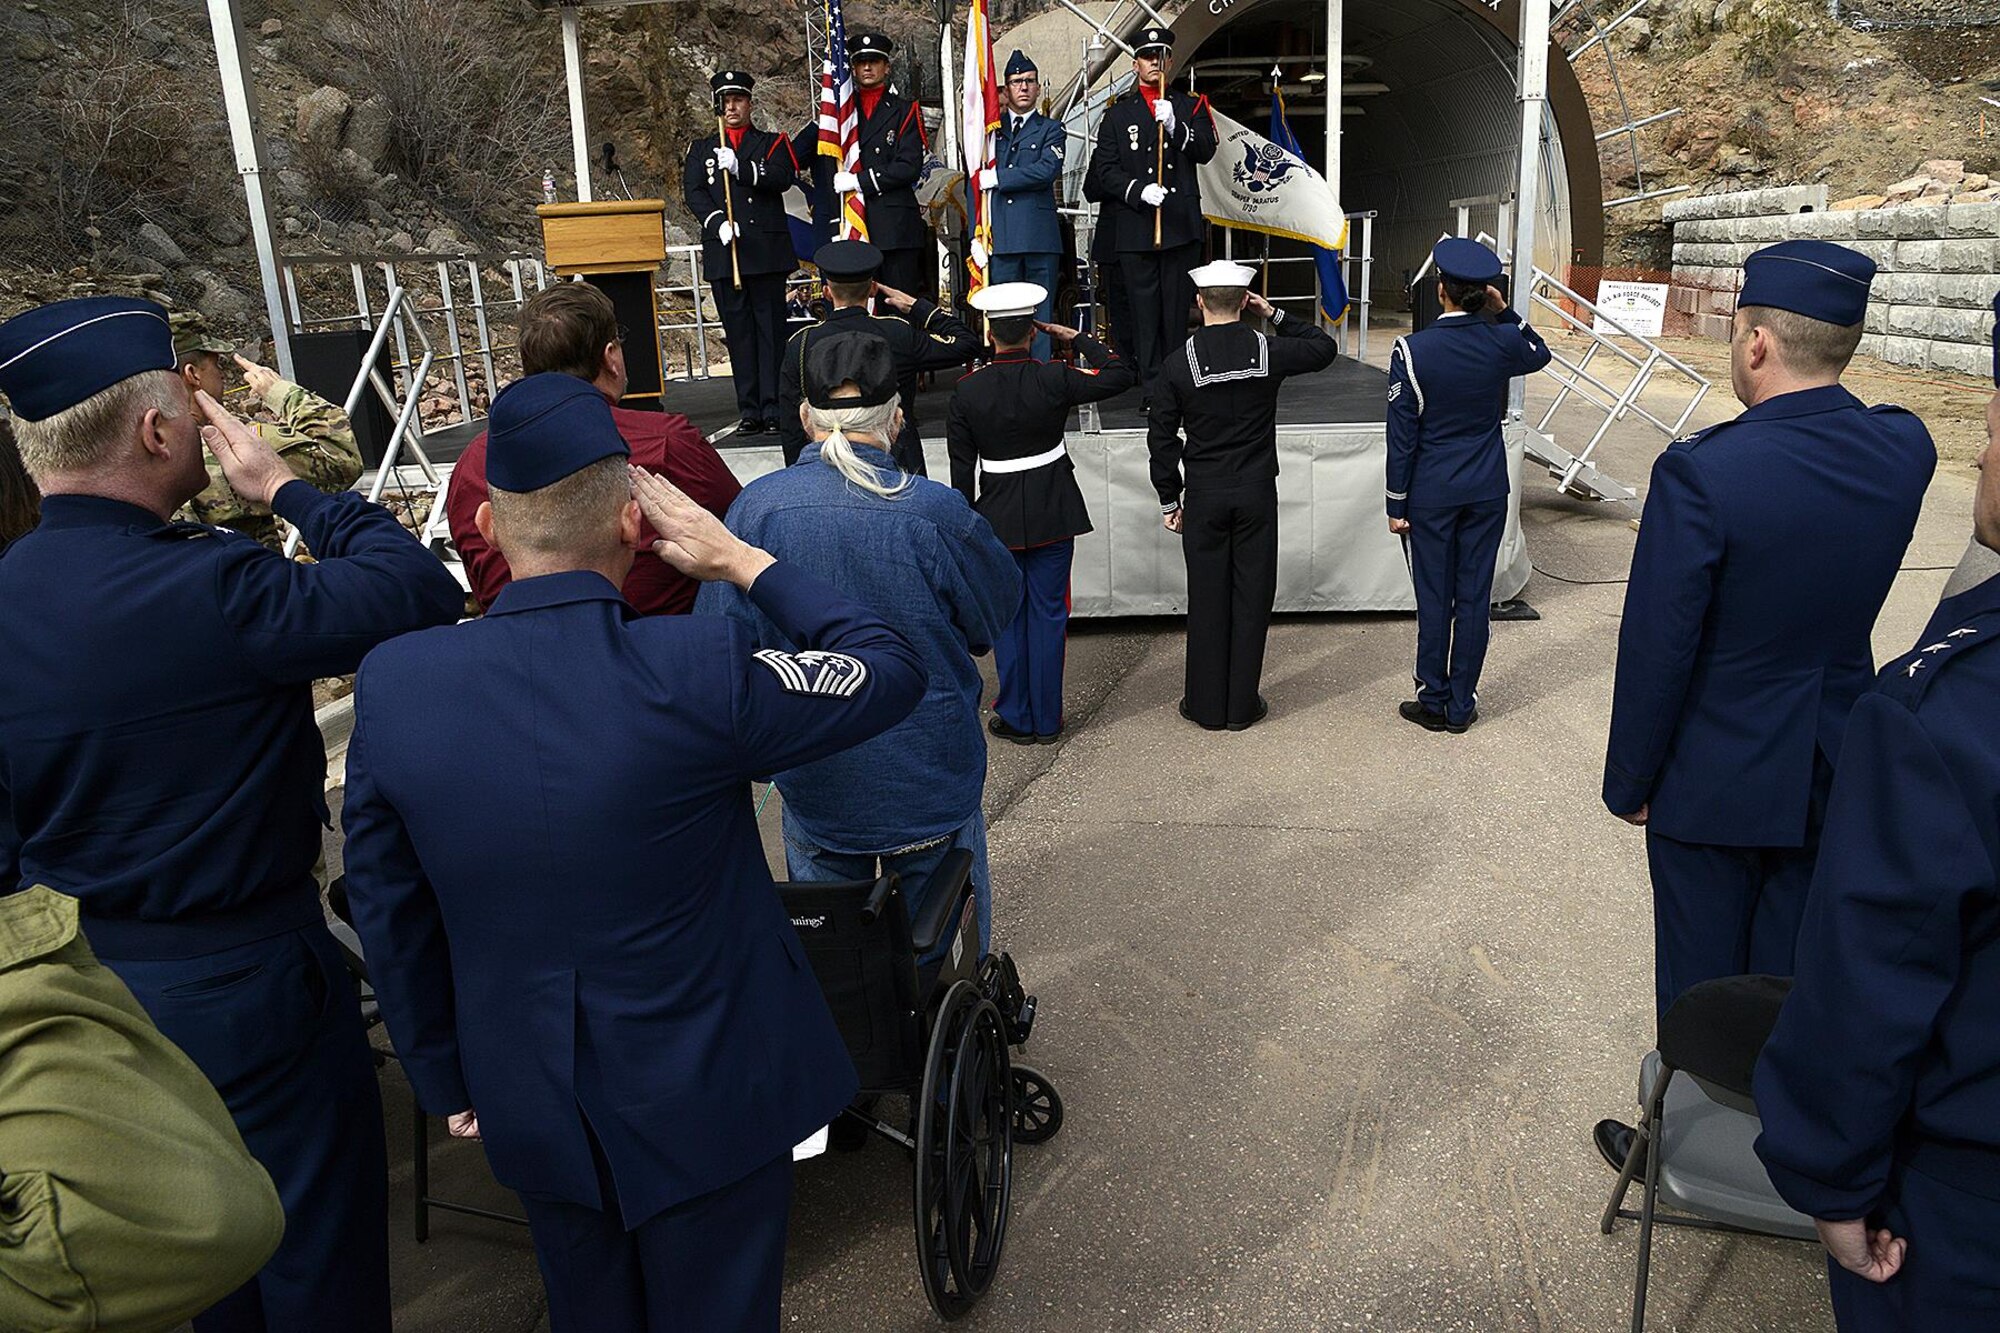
[698, 441, 1023, 851]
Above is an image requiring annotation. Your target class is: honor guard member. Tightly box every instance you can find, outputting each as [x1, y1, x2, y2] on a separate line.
[1385, 238, 1552, 735]
[342, 373, 924, 1331]
[840, 31, 931, 297]
[1149, 261, 1337, 731]
[979, 51, 1067, 361]
[685, 69, 802, 436]
[1594, 240, 1935, 1173]
[0, 295, 465, 1331]
[949, 282, 1135, 743]
[1754, 334, 2000, 1328]
[777, 238, 979, 474]
[171, 310, 363, 546]
[1083, 26, 1218, 405]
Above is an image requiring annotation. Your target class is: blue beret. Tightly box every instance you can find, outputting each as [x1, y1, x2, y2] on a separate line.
[1432, 238, 1503, 286]
[1738, 240, 1874, 326]
[0, 296, 175, 423]
[486, 373, 628, 493]
[1005, 49, 1036, 77]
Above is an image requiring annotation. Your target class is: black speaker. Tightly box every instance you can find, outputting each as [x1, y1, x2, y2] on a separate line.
[581, 273, 665, 407]
[292, 329, 398, 468]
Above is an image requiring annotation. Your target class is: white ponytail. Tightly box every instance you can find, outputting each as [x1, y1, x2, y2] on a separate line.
[806, 399, 912, 499]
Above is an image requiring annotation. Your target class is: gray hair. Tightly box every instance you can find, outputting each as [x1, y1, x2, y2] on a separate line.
[487, 454, 631, 558]
[806, 398, 911, 499]
[11, 370, 187, 479]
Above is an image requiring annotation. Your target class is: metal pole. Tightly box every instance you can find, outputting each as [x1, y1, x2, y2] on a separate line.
[561, 5, 594, 203]
[1510, 0, 1549, 417]
[203, 0, 295, 378]
[1324, 0, 1341, 207]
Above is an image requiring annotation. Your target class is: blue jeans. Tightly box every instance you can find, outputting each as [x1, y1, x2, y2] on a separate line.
[988, 253, 1060, 360]
[782, 807, 991, 964]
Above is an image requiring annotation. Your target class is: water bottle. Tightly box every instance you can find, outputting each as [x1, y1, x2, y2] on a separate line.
[542, 168, 557, 205]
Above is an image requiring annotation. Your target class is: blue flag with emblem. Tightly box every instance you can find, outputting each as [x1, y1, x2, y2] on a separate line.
[1269, 82, 1347, 324]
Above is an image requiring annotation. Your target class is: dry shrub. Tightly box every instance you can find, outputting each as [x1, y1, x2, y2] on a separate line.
[47, 4, 200, 229]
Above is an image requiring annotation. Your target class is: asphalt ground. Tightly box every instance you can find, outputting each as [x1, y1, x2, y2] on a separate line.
[318, 326, 1984, 1333]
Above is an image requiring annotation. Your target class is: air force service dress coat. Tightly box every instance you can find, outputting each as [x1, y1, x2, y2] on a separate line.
[1384, 306, 1552, 519]
[990, 110, 1065, 257]
[339, 561, 926, 1227]
[682, 126, 802, 282]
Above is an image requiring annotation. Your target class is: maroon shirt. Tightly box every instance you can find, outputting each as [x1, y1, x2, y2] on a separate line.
[447, 397, 742, 616]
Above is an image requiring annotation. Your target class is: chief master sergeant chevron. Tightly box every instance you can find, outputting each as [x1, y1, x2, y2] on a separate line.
[0, 294, 465, 1331]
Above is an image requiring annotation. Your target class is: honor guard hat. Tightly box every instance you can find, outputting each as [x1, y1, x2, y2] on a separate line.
[813, 239, 883, 281]
[1187, 260, 1257, 288]
[1134, 26, 1174, 54]
[0, 295, 176, 423]
[170, 310, 236, 361]
[1737, 240, 1874, 326]
[968, 282, 1046, 318]
[1004, 50, 1037, 78]
[1432, 237, 1504, 286]
[486, 372, 629, 493]
[804, 331, 899, 409]
[848, 32, 894, 59]
[710, 70, 755, 96]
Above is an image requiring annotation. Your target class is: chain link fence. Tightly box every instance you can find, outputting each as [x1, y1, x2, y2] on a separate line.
[1835, 0, 2000, 29]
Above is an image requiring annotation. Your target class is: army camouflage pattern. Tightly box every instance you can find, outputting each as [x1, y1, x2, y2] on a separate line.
[183, 377, 364, 543]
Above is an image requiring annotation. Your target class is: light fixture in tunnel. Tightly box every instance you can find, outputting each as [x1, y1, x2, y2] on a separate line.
[1299, 68, 1325, 83]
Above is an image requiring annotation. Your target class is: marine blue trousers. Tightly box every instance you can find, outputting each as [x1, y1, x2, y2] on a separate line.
[1405, 498, 1507, 725]
[993, 539, 1074, 738]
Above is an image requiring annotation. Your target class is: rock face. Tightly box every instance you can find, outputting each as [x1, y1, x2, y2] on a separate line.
[295, 86, 352, 153]
[343, 96, 393, 174]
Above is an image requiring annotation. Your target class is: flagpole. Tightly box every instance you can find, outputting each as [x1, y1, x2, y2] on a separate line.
[1153, 69, 1166, 248]
[716, 115, 743, 287]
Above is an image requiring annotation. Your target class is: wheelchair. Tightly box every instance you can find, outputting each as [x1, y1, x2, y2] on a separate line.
[780, 848, 1064, 1321]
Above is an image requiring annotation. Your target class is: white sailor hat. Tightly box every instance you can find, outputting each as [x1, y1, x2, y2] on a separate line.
[967, 282, 1047, 318]
[1188, 260, 1256, 288]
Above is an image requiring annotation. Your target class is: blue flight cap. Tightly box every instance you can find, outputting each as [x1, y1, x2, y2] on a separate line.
[1737, 240, 1875, 326]
[486, 373, 628, 493]
[1432, 238, 1503, 286]
[1005, 50, 1036, 78]
[0, 296, 176, 423]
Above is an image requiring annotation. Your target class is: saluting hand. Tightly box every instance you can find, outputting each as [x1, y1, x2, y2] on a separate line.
[1245, 293, 1276, 321]
[630, 466, 775, 588]
[195, 388, 293, 508]
[232, 353, 281, 400]
[873, 284, 916, 313]
[1036, 320, 1081, 344]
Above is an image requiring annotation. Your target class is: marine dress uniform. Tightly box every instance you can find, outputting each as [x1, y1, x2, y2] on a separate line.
[341, 375, 926, 1332]
[777, 239, 980, 474]
[987, 50, 1067, 361]
[1602, 240, 1936, 1017]
[1754, 569, 2000, 1330]
[1386, 238, 1553, 733]
[949, 283, 1136, 742]
[1083, 26, 1218, 401]
[1149, 262, 1338, 730]
[684, 69, 802, 435]
[0, 296, 465, 1333]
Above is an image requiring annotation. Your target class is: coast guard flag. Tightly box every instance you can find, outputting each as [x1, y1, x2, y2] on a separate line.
[1196, 83, 1349, 323]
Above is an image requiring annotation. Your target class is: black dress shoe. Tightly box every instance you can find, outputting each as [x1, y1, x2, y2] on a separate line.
[1398, 700, 1449, 732]
[763, 417, 782, 434]
[1445, 709, 1479, 735]
[1035, 726, 1063, 744]
[987, 715, 1039, 745]
[1177, 698, 1225, 731]
[1225, 696, 1269, 732]
[736, 417, 764, 435]
[1594, 1118, 1644, 1175]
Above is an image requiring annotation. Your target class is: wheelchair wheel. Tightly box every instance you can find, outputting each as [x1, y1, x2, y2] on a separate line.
[943, 993, 1012, 1301]
[1010, 1064, 1064, 1145]
[913, 980, 1010, 1320]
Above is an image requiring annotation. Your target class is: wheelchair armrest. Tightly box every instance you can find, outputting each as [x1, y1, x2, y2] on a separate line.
[1657, 973, 1793, 1108]
[910, 849, 975, 958]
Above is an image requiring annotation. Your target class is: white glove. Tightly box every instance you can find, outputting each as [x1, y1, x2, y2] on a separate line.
[833, 171, 862, 193]
[717, 221, 739, 245]
[1140, 183, 1168, 207]
[970, 239, 989, 268]
[978, 166, 998, 191]
[1152, 98, 1176, 133]
[713, 144, 739, 176]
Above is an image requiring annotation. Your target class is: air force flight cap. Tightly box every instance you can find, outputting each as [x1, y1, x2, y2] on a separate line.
[1005, 49, 1037, 78]
[968, 282, 1047, 318]
[804, 331, 899, 409]
[486, 372, 629, 493]
[1432, 237, 1504, 286]
[0, 296, 176, 423]
[813, 239, 883, 280]
[1738, 239, 1875, 326]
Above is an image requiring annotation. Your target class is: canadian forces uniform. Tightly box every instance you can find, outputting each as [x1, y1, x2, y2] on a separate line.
[0, 295, 466, 1331]
[949, 282, 1136, 741]
[683, 70, 803, 435]
[987, 50, 1067, 361]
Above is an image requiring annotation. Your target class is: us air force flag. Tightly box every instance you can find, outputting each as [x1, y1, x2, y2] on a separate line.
[1198, 104, 1348, 320]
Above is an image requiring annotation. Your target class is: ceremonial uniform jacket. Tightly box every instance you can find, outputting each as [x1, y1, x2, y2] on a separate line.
[1147, 311, 1339, 510]
[946, 334, 1135, 547]
[991, 110, 1065, 256]
[1083, 87, 1218, 253]
[1384, 308, 1552, 518]
[683, 125, 802, 282]
[777, 301, 980, 472]
[1755, 574, 2000, 1216]
[341, 561, 925, 1223]
[850, 91, 928, 252]
[0, 485, 463, 959]
[182, 376, 363, 543]
[1602, 385, 1935, 845]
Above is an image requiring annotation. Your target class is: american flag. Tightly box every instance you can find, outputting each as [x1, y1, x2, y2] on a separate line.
[818, 0, 867, 241]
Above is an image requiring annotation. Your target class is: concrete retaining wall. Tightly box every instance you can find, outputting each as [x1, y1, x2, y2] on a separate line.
[1667, 186, 1998, 378]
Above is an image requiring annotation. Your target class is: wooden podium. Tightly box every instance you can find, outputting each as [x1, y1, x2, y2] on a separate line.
[536, 199, 668, 407]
